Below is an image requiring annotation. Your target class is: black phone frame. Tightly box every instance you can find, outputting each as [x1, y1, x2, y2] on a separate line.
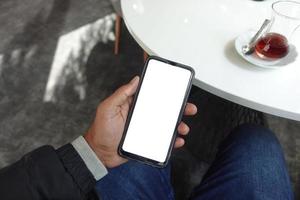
[118, 56, 195, 168]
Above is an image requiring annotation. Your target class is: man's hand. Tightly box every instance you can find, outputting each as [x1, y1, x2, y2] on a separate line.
[84, 76, 197, 168]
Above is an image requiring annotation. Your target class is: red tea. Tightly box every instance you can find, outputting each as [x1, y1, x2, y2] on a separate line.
[255, 32, 289, 59]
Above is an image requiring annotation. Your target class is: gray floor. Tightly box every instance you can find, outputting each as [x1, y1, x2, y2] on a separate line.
[0, 1, 300, 199]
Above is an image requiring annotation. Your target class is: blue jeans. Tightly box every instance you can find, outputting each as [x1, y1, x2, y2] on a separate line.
[95, 124, 294, 200]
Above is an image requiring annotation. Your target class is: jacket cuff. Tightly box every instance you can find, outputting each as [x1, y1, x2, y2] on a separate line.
[71, 136, 108, 181]
[56, 144, 96, 195]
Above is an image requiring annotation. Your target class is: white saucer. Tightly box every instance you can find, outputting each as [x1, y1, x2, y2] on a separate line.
[235, 30, 297, 69]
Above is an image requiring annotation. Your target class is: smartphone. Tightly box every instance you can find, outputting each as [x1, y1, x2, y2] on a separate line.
[118, 56, 195, 167]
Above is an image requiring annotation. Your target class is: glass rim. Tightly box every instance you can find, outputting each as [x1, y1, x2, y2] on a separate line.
[272, 0, 300, 20]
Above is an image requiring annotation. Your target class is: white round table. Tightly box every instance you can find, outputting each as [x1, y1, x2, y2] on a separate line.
[121, 0, 300, 121]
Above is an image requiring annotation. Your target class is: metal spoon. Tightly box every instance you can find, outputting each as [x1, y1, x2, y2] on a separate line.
[242, 19, 271, 55]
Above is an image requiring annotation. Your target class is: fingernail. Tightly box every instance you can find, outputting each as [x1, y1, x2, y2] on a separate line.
[130, 76, 139, 84]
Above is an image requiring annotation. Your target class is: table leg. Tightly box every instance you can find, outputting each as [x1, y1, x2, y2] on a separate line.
[114, 15, 122, 55]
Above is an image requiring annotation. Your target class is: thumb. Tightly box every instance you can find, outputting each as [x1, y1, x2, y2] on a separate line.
[110, 76, 140, 106]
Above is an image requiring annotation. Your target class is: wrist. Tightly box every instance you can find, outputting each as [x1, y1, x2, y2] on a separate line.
[83, 133, 112, 167]
[84, 135, 126, 168]
[71, 136, 108, 180]
[83, 134, 102, 161]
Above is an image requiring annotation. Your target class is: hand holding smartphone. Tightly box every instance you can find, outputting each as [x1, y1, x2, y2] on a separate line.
[119, 56, 195, 167]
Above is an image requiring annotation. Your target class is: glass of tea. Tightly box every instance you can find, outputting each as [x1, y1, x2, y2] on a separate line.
[255, 0, 300, 60]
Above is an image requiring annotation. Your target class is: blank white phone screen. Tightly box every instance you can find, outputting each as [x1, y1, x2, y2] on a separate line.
[122, 59, 192, 163]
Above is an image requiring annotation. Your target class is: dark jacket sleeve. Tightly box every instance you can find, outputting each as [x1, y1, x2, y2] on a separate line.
[0, 144, 99, 200]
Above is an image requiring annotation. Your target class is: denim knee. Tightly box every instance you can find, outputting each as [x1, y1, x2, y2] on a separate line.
[192, 124, 293, 200]
[221, 124, 283, 159]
